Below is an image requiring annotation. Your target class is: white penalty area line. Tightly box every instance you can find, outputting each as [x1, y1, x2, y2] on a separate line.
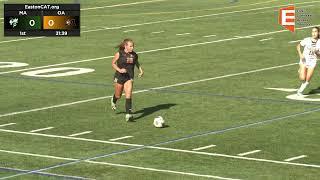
[284, 155, 307, 162]
[237, 150, 261, 156]
[0, 149, 241, 180]
[0, 63, 297, 118]
[259, 38, 273, 42]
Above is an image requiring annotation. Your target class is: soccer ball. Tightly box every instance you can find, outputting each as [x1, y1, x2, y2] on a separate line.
[153, 116, 165, 128]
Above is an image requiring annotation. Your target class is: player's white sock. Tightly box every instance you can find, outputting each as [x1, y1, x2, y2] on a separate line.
[297, 81, 309, 94]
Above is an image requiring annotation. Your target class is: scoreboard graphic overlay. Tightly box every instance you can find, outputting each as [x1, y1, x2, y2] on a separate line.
[4, 4, 80, 36]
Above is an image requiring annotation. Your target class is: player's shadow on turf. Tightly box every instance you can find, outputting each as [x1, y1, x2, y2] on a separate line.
[308, 87, 320, 94]
[133, 103, 177, 120]
[116, 103, 177, 120]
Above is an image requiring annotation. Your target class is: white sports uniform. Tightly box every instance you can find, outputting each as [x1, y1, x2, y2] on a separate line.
[299, 37, 320, 68]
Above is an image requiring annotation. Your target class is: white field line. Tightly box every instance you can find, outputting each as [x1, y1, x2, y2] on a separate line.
[109, 136, 133, 141]
[2, 22, 312, 75]
[0, 128, 143, 147]
[79, 1, 320, 34]
[259, 38, 273, 42]
[0, 63, 297, 118]
[237, 150, 261, 156]
[151, 146, 320, 168]
[151, 31, 165, 34]
[0, 123, 16, 127]
[0, 149, 240, 180]
[284, 155, 307, 162]
[192, 145, 216, 151]
[123, 29, 138, 33]
[176, 33, 191, 36]
[0, 1, 318, 45]
[81, 0, 167, 11]
[203, 34, 217, 38]
[82, 0, 280, 17]
[0, 37, 45, 44]
[68, 131, 92, 137]
[29, 127, 54, 133]
[289, 39, 302, 44]
[0, 25, 317, 118]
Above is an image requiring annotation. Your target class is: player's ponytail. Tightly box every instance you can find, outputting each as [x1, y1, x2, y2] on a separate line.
[116, 38, 134, 51]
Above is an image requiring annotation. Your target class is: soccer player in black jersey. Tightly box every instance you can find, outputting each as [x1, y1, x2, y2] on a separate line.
[111, 39, 144, 121]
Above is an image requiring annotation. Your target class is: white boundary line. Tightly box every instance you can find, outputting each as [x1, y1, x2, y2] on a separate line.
[0, 149, 240, 180]
[237, 150, 261, 156]
[29, 127, 54, 133]
[0, 1, 318, 45]
[192, 145, 216, 151]
[1, 24, 317, 76]
[284, 155, 307, 162]
[81, 0, 167, 11]
[109, 136, 133, 141]
[0, 128, 142, 147]
[151, 31, 164, 34]
[0, 123, 16, 127]
[0, 129, 319, 169]
[68, 131, 92, 137]
[289, 39, 302, 44]
[0, 63, 297, 118]
[203, 34, 217, 38]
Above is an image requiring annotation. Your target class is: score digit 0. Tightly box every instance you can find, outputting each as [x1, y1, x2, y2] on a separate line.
[29, 19, 35, 27]
[48, 20, 54, 27]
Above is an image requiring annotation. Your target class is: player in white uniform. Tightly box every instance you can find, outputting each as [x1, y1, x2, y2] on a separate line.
[296, 27, 320, 95]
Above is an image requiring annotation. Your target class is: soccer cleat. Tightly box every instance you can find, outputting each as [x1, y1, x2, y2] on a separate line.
[125, 114, 133, 122]
[111, 97, 117, 111]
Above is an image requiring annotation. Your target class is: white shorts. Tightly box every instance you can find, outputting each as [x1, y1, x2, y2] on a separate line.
[299, 59, 317, 68]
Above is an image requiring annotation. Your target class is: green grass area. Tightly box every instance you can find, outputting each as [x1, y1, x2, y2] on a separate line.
[0, 0, 319, 179]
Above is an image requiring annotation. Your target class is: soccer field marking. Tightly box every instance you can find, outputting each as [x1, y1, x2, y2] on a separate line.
[81, 0, 167, 11]
[0, 1, 317, 45]
[79, 1, 320, 34]
[259, 38, 273, 42]
[203, 34, 217, 38]
[2, 106, 320, 169]
[1, 23, 316, 76]
[192, 144, 216, 151]
[85, 0, 280, 17]
[0, 63, 298, 118]
[0, 123, 16, 127]
[0, 149, 241, 180]
[109, 136, 133, 141]
[176, 33, 191, 36]
[123, 29, 138, 33]
[237, 150, 261, 156]
[289, 39, 302, 44]
[0, 37, 45, 44]
[151, 30, 165, 34]
[149, 147, 320, 168]
[284, 155, 307, 162]
[0, 166, 92, 180]
[0, 128, 143, 147]
[29, 127, 54, 133]
[68, 131, 93, 137]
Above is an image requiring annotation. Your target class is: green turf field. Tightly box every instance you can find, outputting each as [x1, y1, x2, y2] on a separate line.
[0, 0, 320, 179]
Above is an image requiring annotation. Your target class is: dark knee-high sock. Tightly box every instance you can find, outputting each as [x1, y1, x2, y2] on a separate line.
[113, 94, 118, 104]
[125, 98, 132, 114]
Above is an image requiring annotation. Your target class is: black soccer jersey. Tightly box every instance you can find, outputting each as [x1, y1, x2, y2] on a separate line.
[115, 50, 140, 79]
